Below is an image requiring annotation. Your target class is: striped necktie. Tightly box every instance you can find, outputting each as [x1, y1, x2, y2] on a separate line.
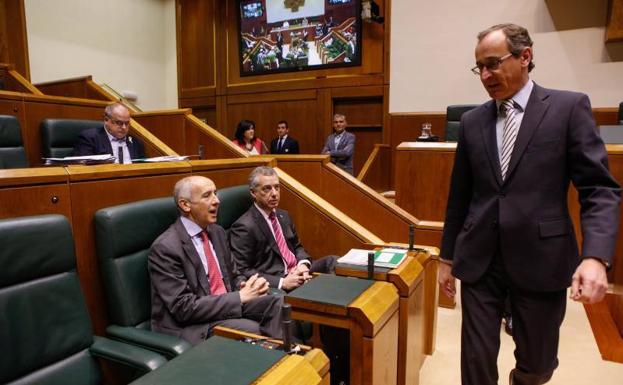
[200, 231, 227, 295]
[268, 211, 297, 272]
[499, 99, 519, 180]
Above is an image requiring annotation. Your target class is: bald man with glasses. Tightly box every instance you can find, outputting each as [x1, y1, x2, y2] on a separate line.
[72, 102, 145, 163]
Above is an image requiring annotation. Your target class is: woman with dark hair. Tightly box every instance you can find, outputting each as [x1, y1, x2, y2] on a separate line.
[232, 119, 268, 155]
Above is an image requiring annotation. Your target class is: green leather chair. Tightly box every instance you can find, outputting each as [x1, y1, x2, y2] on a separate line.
[216, 184, 253, 231]
[0, 214, 166, 385]
[40, 118, 100, 158]
[94, 197, 192, 359]
[0, 115, 28, 168]
[444, 104, 479, 142]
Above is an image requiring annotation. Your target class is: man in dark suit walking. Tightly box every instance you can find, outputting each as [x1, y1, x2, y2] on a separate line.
[270, 120, 300, 154]
[148, 175, 283, 345]
[72, 103, 145, 163]
[438, 24, 620, 385]
[321, 114, 355, 175]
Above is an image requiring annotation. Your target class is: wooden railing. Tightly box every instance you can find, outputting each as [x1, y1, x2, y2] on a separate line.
[35, 75, 112, 101]
[0, 63, 43, 95]
[357, 143, 391, 192]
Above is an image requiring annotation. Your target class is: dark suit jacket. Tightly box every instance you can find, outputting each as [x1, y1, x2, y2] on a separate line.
[270, 136, 300, 154]
[440, 83, 620, 292]
[229, 205, 311, 288]
[321, 131, 355, 174]
[148, 218, 245, 344]
[72, 126, 145, 160]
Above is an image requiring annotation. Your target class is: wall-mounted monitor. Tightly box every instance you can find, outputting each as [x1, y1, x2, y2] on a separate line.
[237, 0, 362, 76]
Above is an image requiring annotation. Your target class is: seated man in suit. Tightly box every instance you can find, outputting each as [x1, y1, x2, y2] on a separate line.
[72, 103, 145, 163]
[321, 113, 355, 175]
[148, 175, 283, 345]
[270, 120, 300, 154]
[230, 166, 335, 291]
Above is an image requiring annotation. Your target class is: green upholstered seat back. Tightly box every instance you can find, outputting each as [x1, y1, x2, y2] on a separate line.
[40, 119, 100, 158]
[0, 115, 28, 169]
[94, 197, 178, 328]
[216, 185, 253, 230]
[0, 215, 100, 385]
[444, 104, 478, 142]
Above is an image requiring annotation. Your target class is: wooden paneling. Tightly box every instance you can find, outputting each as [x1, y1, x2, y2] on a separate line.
[606, 0, 623, 43]
[226, 90, 322, 154]
[133, 112, 188, 155]
[0, 0, 30, 79]
[176, 0, 216, 96]
[0, 183, 71, 220]
[359, 144, 391, 193]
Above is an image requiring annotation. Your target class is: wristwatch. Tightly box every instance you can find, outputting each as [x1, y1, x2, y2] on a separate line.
[590, 257, 611, 270]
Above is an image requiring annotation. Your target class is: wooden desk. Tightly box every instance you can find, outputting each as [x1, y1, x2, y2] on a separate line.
[129, 334, 326, 385]
[335, 248, 433, 385]
[286, 274, 399, 385]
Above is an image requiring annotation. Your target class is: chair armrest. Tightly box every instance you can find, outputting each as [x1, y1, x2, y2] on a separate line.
[90, 336, 167, 372]
[106, 325, 192, 359]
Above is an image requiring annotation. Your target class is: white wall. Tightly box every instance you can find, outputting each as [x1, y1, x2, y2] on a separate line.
[25, 0, 177, 110]
[390, 0, 623, 113]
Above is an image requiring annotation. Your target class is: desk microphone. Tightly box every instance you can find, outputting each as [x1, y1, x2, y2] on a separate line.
[281, 304, 293, 353]
[367, 251, 375, 280]
[408, 224, 415, 251]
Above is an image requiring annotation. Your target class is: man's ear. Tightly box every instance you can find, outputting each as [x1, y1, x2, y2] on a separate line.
[520, 47, 532, 67]
[250, 188, 257, 201]
[178, 199, 191, 214]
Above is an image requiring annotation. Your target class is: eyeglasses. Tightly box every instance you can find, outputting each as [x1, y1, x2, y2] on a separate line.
[471, 53, 514, 75]
[105, 114, 131, 127]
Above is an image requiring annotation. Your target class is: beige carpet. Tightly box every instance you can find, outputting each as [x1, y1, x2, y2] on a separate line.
[420, 285, 623, 385]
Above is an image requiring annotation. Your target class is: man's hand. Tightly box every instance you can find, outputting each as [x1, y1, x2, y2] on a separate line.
[438, 261, 456, 299]
[282, 270, 305, 291]
[239, 274, 269, 304]
[570, 258, 608, 304]
[294, 264, 312, 282]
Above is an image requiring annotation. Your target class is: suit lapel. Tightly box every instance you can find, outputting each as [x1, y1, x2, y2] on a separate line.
[479, 100, 503, 186]
[98, 127, 114, 155]
[175, 219, 211, 294]
[505, 84, 549, 183]
[252, 205, 281, 256]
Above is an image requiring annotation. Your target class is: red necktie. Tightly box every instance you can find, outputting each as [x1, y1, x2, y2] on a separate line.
[200, 231, 227, 295]
[268, 212, 297, 272]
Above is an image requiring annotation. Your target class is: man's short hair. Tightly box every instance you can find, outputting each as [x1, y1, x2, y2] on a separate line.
[104, 102, 128, 119]
[249, 166, 278, 191]
[173, 176, 195, 213]
[278, 120, 288, 128]
[333, 113, 346, 121]
[477, 23, 535, 72]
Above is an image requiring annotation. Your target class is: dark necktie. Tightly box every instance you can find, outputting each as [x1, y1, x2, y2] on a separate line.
[200, 231, 227, 295]
[268, 212, 297, 272]
[278, 138, 284, 152]
[117, 145, 124, 164]
[500, 99, 519, 180]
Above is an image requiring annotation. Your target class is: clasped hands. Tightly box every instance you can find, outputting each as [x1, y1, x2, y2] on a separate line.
[282, 264, 312, 291]
[239, 273, 270, 304]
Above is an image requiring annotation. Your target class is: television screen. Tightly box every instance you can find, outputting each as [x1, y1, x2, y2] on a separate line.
[237, 0, 362, 76]
[242, 2, 263, 18]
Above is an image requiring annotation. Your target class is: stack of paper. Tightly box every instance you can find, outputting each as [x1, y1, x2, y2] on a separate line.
[337, 248, 407, 269]
[43, 154, 115, 165]
[132, 155, 190, 163]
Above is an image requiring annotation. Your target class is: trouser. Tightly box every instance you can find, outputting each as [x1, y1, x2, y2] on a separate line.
[460, 253, 566, 385]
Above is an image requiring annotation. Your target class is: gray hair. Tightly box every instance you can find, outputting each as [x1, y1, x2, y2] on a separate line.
[248, 166, 278, 190]
[333, 113, 346, 121]
[104, 102, 129, 118]
[477, 23, 535, 72]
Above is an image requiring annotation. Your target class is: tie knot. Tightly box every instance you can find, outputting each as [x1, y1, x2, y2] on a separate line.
[200, 230, 209, 242]
[500, 99, 515, 115]
[268, 211, 276, 220]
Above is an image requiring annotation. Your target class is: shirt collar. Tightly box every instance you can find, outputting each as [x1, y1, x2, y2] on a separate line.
[254, 203, 274, 219]
[105, 128, 127, 143]
[180, 216, 204, 237]
[495, 79, 533, 113]
[279, 135, 288, 140]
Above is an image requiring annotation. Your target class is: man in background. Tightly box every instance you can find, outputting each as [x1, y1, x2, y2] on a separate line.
[72, 102, 145, 163]
[322, 113, 355, 175]
[270, 120, 300, 154]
